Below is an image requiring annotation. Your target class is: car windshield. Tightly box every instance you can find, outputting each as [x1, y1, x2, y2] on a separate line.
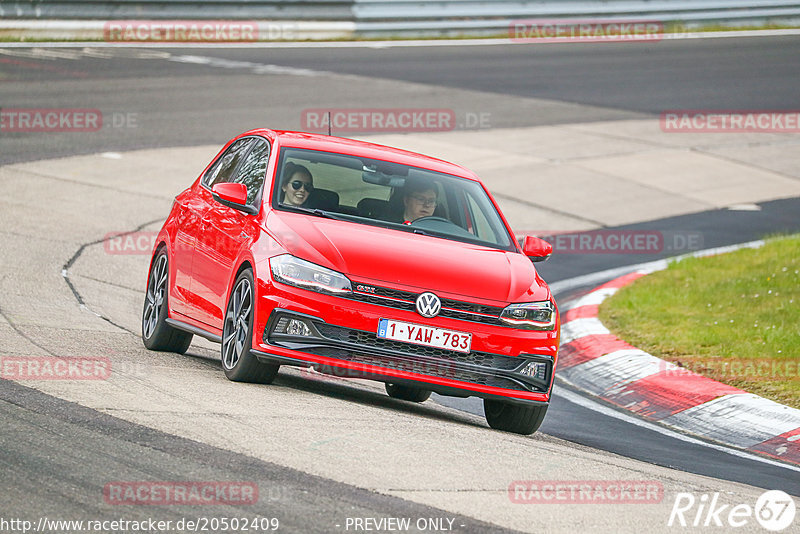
[272, 147, 515, 251]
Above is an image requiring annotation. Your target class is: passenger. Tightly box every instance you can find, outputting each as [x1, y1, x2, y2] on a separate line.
[399, 180, 438, 223]
[280, 162, 314, 207]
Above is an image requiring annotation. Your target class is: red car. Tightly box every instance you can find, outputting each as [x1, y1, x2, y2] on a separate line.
[142, 129, 559, 434]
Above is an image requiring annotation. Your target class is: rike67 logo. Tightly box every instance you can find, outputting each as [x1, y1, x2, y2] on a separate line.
[668, 490, 796, 531]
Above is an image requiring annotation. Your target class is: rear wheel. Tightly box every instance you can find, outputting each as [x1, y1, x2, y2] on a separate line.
[221, 269, 279, 383]
[385, 383, 432, 403]
[142, 251, 192, 353]
[483, 399, 547, 435]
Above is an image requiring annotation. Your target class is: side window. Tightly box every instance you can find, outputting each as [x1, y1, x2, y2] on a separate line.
[202, 137, 254, 188]
[465, 191, 497, 242]
[232, 139, 270, 205]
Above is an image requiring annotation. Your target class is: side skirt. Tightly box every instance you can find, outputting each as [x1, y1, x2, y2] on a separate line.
[166, 318, 222, 344]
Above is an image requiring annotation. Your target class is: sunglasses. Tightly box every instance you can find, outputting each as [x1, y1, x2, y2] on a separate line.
[289, 180, 314, 192]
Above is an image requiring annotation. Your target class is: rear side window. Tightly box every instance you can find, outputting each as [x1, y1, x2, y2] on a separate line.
[232, 139, 270, 205]
[203, 137, 254, 188]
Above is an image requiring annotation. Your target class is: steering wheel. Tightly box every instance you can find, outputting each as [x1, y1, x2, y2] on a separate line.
[411, 216, 452, 225]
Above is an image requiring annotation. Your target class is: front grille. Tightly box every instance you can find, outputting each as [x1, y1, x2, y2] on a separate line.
[266, 312, 552, 394]
[304, 346, 532, 392]
[346, 283, 509, 327]
[314, 323, 522, 371]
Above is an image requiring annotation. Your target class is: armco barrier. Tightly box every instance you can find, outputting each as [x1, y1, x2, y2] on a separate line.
[2, 1, 800, 36]
[4, 1, 354, 20]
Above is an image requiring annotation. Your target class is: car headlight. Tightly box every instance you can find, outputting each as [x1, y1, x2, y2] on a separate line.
[500, 301, 556, 330]
[269, 254, 352, 294]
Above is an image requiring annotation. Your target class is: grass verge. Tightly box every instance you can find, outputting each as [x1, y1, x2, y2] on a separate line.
[599, 234, 799, 409]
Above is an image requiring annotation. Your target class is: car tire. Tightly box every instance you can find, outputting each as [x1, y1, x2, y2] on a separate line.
[221, 268, 279, 384]
[483, 399, 547, 435]
[385, 383, 432, 403]
[142, 251, 193, 354]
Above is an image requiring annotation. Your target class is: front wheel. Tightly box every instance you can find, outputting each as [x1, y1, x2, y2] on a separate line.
[483, 399, 548, 435]
[385, 383, 431, 403]
[142, 251, 192, 353]
[221, 269, 279, 383]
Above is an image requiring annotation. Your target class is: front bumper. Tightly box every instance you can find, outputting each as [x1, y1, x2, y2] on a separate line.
[252, 278, 558, 405]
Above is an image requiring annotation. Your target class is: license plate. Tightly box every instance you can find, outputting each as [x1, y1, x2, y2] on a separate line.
[377, 319, 471, 353]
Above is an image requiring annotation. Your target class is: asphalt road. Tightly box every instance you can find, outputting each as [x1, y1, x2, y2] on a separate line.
[1, 36, 799, 531]
[0, 379, 510, 534]
[3, 35, 800, 165]
[187, 36, 800, 114]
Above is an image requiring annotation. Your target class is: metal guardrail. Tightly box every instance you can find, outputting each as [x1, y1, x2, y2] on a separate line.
[2, 0, 800, 37]
[354, 0, 800, 20]
[0, 1, 354, 20]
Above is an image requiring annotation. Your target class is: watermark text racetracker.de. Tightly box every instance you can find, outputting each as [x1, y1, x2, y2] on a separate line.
[510, 19, 664, 43]
[509, 480, 664, 504]
[522, 230, 704, 254]
[104, 481, 258, 506]
[104, 20, 263, 42]
[661, 110, 800, 133]
[658, 359, 799, 382]
[0, 108, 138, 132]
[103, 231, 293, 256]
[299, 360, 458, 384]
[301, 108, 491, 133]
[0, 356, 111, 380]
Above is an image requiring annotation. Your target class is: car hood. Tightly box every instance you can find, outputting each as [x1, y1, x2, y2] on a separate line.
[267, 211, 550, 304]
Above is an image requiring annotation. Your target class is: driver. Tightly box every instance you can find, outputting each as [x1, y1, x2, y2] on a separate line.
[401, 181, 438, 223]
[280, 162, 314, 207]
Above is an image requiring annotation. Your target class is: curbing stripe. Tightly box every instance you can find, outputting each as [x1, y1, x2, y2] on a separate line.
[613, 370, 745, 421]
[558, 334, 636, 369]
[557, 245, 800, 465]
[559, 349, 662, 397]
[662, 394, 800, 449]
[562, 304, 599, 322]
[751, 428, 800, 465]
[560, 317, 609, 344]
[559, 287, 618, 311]
[596, 271, 648, 290]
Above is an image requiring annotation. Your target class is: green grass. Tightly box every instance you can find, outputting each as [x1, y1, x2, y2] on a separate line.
[599, 235, 800, 409]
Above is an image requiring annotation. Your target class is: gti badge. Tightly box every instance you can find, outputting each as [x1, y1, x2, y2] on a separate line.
[416, 292, 441, 318]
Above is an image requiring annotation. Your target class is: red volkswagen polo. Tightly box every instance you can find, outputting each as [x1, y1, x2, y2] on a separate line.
[142, 129, 559, 434]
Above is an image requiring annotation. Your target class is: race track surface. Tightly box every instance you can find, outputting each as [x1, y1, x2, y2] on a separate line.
[1, 36, 799, 533]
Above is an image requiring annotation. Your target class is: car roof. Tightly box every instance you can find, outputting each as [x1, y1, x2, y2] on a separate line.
[242, 128, 481, 182]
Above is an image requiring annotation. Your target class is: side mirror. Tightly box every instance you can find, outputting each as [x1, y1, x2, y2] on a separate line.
[211, 183, 257, 215]
[523, 235, 552, 263]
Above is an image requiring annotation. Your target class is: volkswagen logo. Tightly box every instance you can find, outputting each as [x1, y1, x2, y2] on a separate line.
[415, 292, 441, 318]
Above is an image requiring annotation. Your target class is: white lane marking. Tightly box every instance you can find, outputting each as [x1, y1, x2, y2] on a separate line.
[555, 384, 800, 473]
[1, 29, 800, 49]
[728, 203, 763, 211]
[167, 54, 328, 76]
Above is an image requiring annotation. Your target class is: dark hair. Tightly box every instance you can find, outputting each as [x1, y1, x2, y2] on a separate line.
[402, 177, 437, 197]
[279, 162, 313, 203]
[282, 162, 312, 185]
